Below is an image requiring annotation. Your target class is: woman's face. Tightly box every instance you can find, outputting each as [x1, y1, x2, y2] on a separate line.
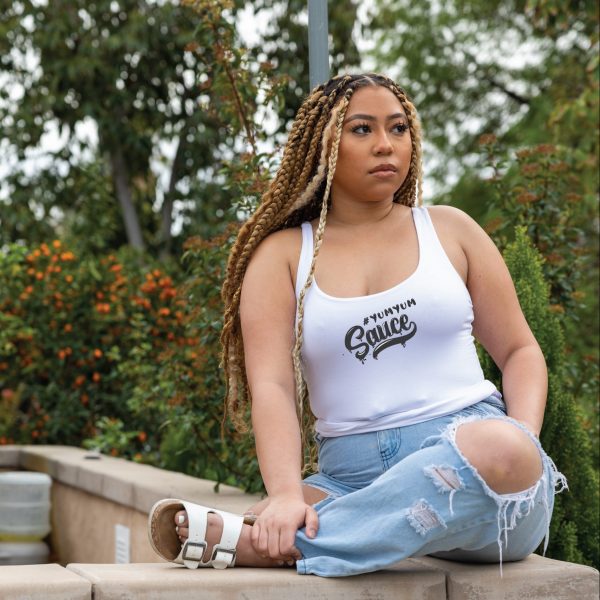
[331, 85, 412, 205]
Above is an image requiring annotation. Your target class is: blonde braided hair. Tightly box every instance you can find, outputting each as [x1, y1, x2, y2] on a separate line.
[220, 73, 424, 472]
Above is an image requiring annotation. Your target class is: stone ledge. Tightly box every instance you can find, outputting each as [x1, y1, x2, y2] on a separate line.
[413, 554, 600, 599]
[1, 559, 598, 600]
[0, 445, 21, 469]
[0, 563, 91, 600]
[1, 445, 260, 514]
[66, 561, 446, 600]
[2, 445, 598, 599]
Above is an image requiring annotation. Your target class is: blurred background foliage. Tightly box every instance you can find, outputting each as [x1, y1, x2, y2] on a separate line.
[0, 0, 597, 566]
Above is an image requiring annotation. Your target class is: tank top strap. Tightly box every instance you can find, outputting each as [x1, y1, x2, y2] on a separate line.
[296, 222, 314, 298]
[411, 206, 446, 267]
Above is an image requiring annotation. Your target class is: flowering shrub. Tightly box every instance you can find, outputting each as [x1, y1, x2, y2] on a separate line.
[112, 226, 263, 492]
[0, 240, 186, 453]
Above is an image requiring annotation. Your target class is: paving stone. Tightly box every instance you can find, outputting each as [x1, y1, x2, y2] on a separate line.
[67, 561, 446, 600]
[0, 563, 91, 600]
[412, 554, 600, 599]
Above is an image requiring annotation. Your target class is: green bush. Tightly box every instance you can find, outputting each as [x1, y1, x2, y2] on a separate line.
[480, 227, 599, 568]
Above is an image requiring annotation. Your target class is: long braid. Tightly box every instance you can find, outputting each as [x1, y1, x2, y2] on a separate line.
[292, 94, 351, 468]
[221, 73, 425, 469]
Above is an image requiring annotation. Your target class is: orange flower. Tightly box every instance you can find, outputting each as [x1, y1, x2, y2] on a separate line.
[81, 393, 89, 406]
[64, 323, 73, 333]
[138, 431, 147, 443]
[95, 303, 111, 314]
[60, 251, 75, 261]
[35, 272, 44, 280]
[27, 268, 35, 276]
[158, 308, 170, 317]
[25, 285, 33, 294]
[515, 192, 538, 204]
[52, 240, 61, 249]
[478, 133, 497, 146]
[31, 430, 39, 439]
[93, 349, 103, 359]
[65, 347, 72, 356]
[96, 291, 104, 300]
[110, 264, 122, 273]
[92, 372, 101, 382]
[40, 243, 50, 256]
[1, 389, 13, 400]
[57, 349, 66, 360]
[74, 375, 86, 387]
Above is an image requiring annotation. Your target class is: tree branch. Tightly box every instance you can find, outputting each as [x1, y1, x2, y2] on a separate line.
[109, 148, 145, 250]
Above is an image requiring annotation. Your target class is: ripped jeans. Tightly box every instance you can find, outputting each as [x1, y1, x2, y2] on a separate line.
[294, 394, 567, 577]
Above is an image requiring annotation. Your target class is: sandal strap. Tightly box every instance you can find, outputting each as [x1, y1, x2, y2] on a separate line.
[179, 501, 243, 569]
[210, 508, 244, 569]
[180, 501, 211, 569]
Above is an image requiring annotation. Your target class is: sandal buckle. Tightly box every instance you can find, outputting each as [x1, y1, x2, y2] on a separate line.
[182, 540, 207, 562]
[210, 544, 236, 569]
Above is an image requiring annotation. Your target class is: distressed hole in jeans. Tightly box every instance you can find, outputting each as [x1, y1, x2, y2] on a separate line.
[407, 499, 447, 536]
[424, 465, 464, 515]
[424, 465, 463, 492]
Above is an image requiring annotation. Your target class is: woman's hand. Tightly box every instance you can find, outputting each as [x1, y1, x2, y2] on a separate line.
[251, 494, 318, 562]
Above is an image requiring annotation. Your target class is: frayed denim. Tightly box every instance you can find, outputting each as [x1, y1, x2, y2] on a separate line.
[294, 394, 566, 577]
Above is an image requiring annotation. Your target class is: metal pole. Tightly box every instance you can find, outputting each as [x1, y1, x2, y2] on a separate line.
[308, 0, 329, 90]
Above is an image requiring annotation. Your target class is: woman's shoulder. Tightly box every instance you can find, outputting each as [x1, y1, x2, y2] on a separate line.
[426, 204, 485, 242]
[246, 225, 303, 270]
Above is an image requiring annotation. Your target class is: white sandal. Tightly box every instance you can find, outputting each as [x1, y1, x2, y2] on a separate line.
[148, 498, 247, 569]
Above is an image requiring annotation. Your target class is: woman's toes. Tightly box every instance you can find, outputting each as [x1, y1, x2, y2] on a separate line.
[174, 510, 187, 527]
[176, 526, 189, 541]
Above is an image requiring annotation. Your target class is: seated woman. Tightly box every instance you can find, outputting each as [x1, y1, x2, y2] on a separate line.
[148, 72, 566, 577]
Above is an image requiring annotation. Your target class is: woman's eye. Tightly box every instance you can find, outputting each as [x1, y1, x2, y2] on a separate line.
[351, 123, 371, 134]
[392, 123, 408, 134]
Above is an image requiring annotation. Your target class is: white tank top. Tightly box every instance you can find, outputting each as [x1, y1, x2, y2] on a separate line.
[295, 206, 497, 437]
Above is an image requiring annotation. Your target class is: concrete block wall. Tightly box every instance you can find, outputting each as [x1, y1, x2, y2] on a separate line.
[0, 445, 598, 599]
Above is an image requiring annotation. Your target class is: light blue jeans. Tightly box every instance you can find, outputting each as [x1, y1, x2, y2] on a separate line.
[294, 394, 567, 577]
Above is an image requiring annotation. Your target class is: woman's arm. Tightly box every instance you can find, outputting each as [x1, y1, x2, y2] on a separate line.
[433, 206, 547, 436]
[240, 229, 318, 560]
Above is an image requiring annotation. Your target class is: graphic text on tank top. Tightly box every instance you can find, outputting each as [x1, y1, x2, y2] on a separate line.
[344, 297, 417, 363]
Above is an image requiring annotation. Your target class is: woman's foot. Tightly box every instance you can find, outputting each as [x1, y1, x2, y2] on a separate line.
[174, 510, 296, 567]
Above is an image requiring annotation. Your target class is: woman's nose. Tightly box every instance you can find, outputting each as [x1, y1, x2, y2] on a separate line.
[373, 131, 393, 154]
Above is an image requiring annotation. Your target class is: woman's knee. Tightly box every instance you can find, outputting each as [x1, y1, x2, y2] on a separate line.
[455, 419, 543, 494]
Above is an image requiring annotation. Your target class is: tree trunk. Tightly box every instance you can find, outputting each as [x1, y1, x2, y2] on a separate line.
[109, 149, 145, 251]
[159, 136, 184, 259]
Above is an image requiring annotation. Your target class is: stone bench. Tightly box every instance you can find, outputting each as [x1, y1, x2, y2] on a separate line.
[1, 445, 598, 599]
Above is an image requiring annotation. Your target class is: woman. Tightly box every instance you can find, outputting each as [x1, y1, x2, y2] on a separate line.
[148, 73, 565, 577]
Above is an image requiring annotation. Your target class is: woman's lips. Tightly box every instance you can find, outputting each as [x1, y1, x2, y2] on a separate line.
[369, 169, 397, 179]
[369, 164, 398, 178]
